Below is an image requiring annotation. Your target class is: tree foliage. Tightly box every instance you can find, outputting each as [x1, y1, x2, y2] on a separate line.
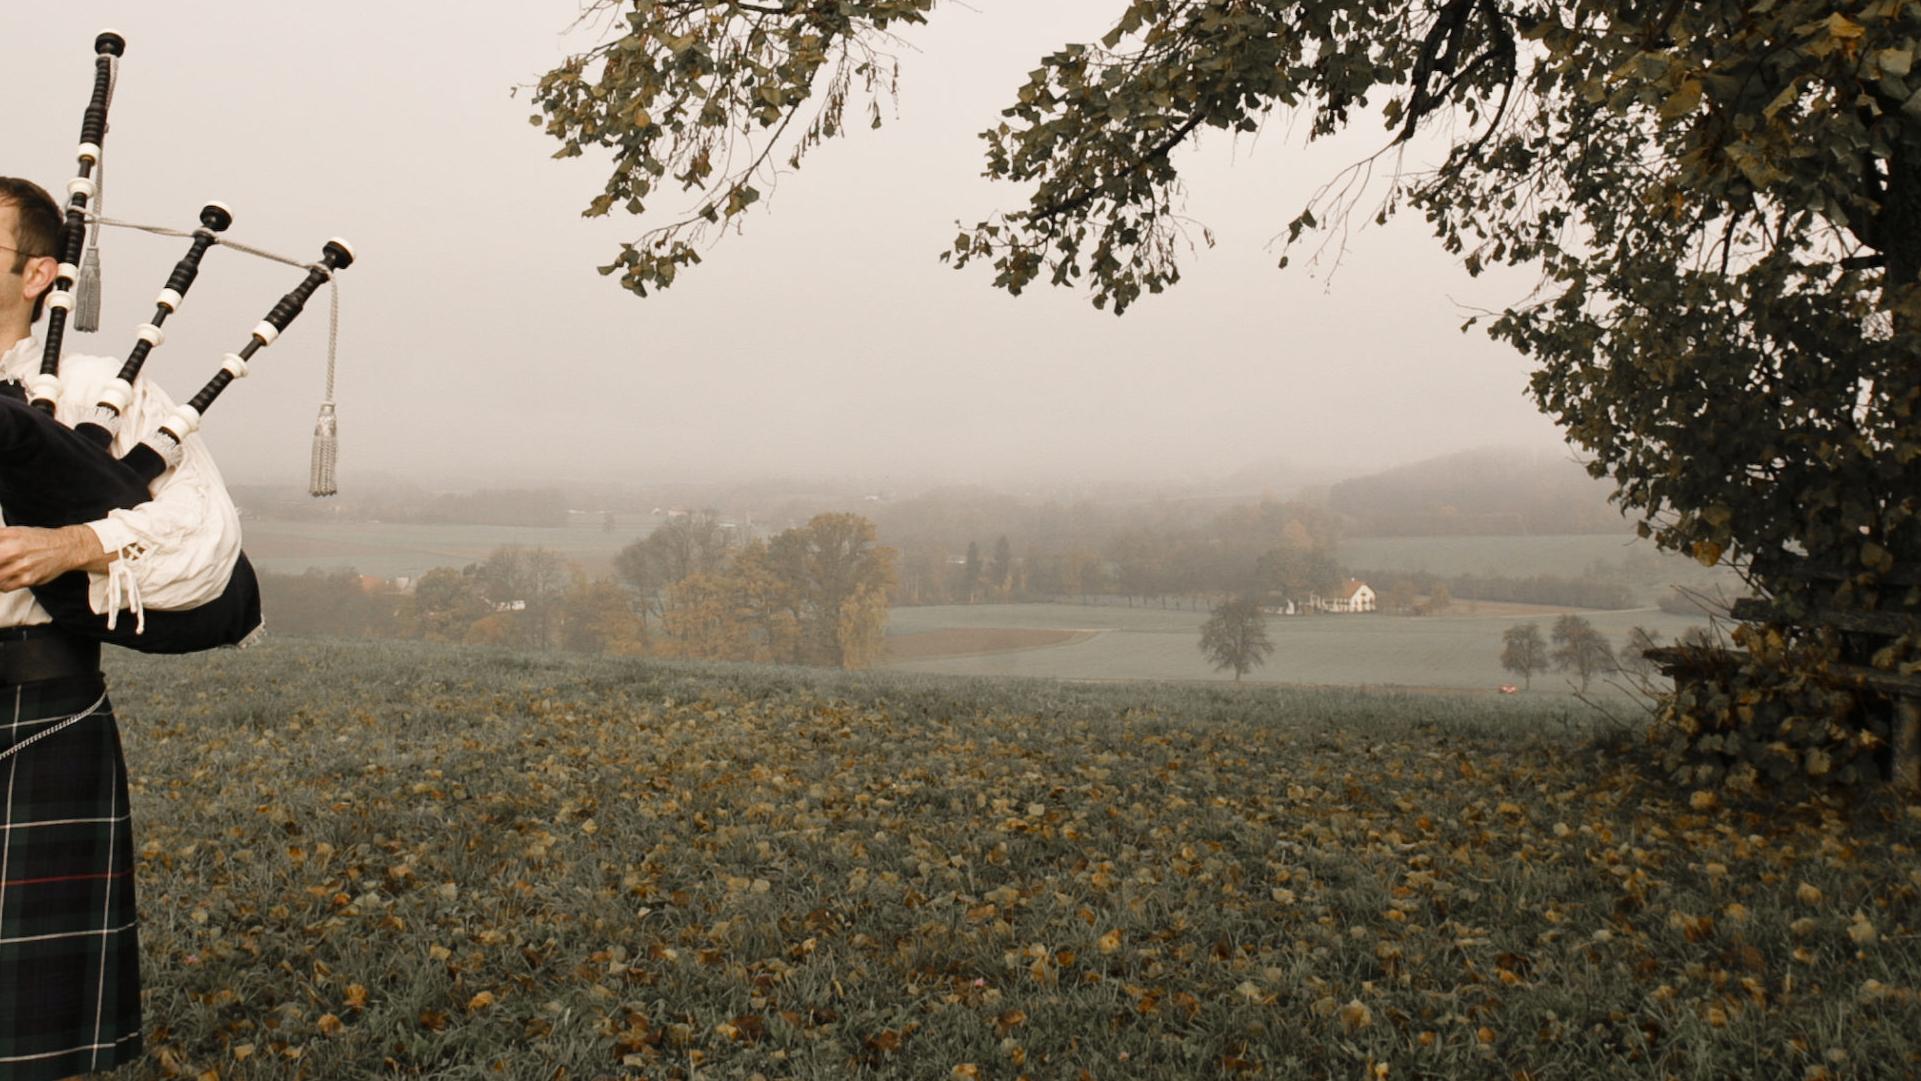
[1199, 596, 1275, 681]
[536, 0, 1921, 591]
[1500, 621, 1549, 689]
[538, 0, 1921, 789]
[1551, 613, 1617, 693]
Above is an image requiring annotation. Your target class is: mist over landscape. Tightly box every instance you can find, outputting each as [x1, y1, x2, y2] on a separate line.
[6, 3, 1918, 1079]
[8, 2, 1567, 491]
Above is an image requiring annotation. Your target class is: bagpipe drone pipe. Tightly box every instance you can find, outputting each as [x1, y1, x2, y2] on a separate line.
[2, 30, 355, 653]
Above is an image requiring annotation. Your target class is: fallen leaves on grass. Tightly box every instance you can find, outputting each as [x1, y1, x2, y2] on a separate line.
[111, 640, 1921, 1079]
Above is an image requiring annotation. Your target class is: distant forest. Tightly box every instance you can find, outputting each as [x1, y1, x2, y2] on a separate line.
[1327, 448, 1629, 536]
[237, 445, 1630, 537]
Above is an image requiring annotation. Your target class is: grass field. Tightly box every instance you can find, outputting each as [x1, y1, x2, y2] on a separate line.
[239, 513, 646, 579]
[883, 603, 1715, 695]
[883, 628, 1094, 662]
[93, 638, 1920, 1079]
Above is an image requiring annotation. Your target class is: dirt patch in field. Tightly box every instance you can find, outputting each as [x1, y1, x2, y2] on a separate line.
[884, 627, 1096, 661]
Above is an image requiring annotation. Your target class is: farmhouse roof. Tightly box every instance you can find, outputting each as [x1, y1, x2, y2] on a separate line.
[1334, 578, 1369, 600]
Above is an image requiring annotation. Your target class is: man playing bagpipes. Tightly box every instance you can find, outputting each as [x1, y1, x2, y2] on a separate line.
[0, 30, 353, 1078]
[0, 176, 245, 1080]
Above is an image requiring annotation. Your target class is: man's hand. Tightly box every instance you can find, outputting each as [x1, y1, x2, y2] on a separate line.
[0, 525, 113, 590]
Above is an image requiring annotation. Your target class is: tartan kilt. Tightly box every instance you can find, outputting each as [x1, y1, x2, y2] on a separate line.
[0, 673, 142, 1079]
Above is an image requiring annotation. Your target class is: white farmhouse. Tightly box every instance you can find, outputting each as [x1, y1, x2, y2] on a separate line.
[1315, 579, 1376, 613]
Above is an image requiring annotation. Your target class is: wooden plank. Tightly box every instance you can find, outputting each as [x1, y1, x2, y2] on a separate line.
[1643, 647, 1921, 697]
[1826, 663, 1921, 698]
[1752, 556, 1921, 587]
[1644, 645, 1742, 674]
[1729, 598, 1921, 637]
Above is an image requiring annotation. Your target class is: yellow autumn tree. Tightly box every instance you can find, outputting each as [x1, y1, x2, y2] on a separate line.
[766, 513, 897, 669]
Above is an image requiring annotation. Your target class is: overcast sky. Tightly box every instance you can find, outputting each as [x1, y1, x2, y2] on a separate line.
[4, 2, 1568, 492]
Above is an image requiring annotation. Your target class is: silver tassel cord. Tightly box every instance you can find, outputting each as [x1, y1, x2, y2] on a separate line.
[79, 213, 349, 496]
[74, 245, 102, 331]
[72, 54, 116, 332]
[309, 402, 337, 497]
[308, 265, 340, 497]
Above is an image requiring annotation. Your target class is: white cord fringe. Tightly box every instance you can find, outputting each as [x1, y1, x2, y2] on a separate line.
[101, 556, 145, 636]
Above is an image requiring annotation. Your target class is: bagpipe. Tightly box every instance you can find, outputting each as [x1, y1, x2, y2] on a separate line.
[3, 30, 354, 653]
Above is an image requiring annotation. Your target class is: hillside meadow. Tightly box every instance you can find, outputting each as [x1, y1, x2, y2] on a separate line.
[91, 638, 1921, 1079]
[882, 603, 1713, 694]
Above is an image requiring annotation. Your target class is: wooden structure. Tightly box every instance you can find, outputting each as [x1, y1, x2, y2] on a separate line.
[1647, 559, 1921, 796]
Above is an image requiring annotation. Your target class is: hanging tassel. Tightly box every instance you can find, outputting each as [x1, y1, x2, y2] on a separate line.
[309, 402, 337, 497]
[75, 64, 109, 333]
[74, 242, 102, 332]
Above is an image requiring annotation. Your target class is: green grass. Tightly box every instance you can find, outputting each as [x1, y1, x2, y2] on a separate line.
[94, 638, 1919, 1079]
[883, 603, 1714, 694]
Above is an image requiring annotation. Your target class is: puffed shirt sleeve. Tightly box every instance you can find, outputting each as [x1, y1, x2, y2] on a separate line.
[75, 369, 243, 615]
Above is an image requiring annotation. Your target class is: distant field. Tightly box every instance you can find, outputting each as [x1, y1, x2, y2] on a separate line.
[883, 627, 1093, 661]
[240, 513, 639, 578]
[883, 602, 1715, 694]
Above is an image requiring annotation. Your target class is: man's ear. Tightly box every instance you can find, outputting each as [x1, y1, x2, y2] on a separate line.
[22, 255, 56, 310]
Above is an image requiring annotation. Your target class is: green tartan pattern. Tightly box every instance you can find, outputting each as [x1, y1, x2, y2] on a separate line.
[0, 674, 142, 1079]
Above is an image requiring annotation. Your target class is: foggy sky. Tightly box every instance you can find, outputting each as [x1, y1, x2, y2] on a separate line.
[4, 2, 1568, 493]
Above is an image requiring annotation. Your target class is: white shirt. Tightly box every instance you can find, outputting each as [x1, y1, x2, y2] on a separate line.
[0, 335, 243, 628]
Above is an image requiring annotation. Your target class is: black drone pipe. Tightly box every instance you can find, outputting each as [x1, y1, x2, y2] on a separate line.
[74, 201, 232, 449]
[120, 238, 353, 485]
[32, 30, 124, 414]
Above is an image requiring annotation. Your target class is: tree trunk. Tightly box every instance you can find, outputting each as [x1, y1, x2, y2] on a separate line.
[1879, 137, 1921, 312]
[1895, 699, 1921, 799]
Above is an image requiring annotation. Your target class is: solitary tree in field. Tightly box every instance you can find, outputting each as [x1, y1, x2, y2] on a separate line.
[1551, 614, 1617, 693]
[1200, 597, 1274, 683]
[535, 1, 1921, 765]
[1500, 623, 1549, 690]
[989, 535, 1014, 598]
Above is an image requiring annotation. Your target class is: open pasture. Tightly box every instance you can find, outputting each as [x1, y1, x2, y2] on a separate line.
[884, 603, 1715, 694]
[239, 513, 641, 579]
[883, 628, 1095, 662]
[99, 638, 1920, 1079]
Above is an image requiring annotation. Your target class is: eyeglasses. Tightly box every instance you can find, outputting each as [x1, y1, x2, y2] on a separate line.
[0, 244, 51, 259]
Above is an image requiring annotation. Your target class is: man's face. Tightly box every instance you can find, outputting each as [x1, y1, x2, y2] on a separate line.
[0, 202, 56, 331]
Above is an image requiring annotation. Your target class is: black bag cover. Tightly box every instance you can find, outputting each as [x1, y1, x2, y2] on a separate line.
[0, 385, 262, 652]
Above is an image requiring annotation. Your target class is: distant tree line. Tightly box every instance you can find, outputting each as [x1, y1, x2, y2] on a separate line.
[255, 512, 895, 669]
[1326, 449, 1630, 536]
[887, 498, 1344, 611]
[614, 511, 895, 667]
[1499, 618, 1720, 693]
[1356, 569, 1636, 613]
